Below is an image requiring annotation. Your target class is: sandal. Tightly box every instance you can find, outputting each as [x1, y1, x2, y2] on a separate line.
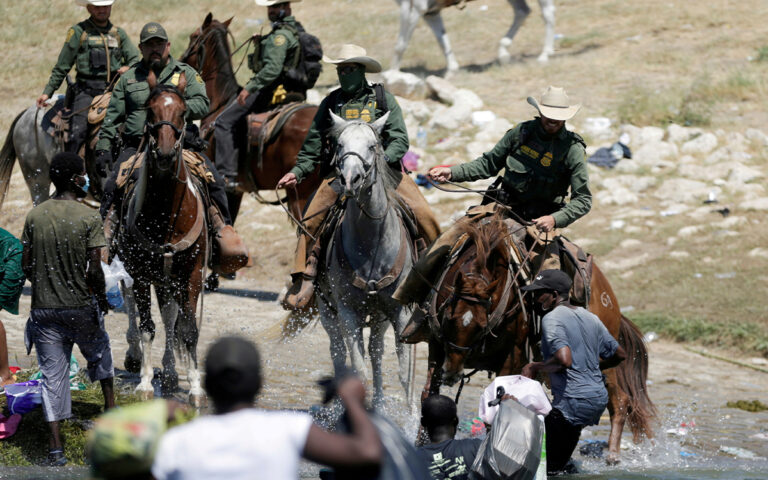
[47, 448, 68, 467]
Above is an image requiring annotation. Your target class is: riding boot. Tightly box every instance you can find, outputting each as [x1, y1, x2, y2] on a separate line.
[102, 206, 118, 264]
[399, 301, 432, 344]
[282, 242, 320, 311]
[209, 205, 250, 274]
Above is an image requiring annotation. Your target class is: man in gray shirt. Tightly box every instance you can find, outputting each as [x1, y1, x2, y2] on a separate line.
[520, 270, 626, 474]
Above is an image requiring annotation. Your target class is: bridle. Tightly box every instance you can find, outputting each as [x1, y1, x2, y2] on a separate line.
[145, 90, 187, 179]
[333, 124, 388, 219]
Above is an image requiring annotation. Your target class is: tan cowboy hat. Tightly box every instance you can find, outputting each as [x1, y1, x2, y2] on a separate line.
[322, 44, 382, 73]
[526, 86, 581, 121]
[75, 0, 115, 6]
[255, 0, 299, 6]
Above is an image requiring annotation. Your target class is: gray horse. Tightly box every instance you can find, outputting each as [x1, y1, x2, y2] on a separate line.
[0, 107, 59, 210]
[316, 112, 416, 410]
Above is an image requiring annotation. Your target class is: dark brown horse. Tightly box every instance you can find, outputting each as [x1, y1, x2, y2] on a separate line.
[118, 72, 207, 406]
[180, 13, 321, 221]
[421, 211, 655, 463]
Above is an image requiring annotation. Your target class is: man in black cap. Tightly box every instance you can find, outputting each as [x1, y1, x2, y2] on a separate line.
[152, 336, 382, 479]
[520, 270, 626, 474]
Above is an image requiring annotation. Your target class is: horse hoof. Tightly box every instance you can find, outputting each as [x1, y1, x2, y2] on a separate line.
[138, 389, 154, 401]
[124, 356, 141, 374]
[189, 393, 207, 408]
[605, 452, 621, 465]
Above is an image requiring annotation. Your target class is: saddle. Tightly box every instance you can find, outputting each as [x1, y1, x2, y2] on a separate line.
[41, 97, 69, 144]
[115, 150, 215, 189]
[246, 102, 314, 169]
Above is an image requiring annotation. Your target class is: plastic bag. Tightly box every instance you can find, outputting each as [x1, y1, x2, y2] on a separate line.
[5, 380, 43, 415]
[471, 399, 544, 480]
[30, 354, 85, 390]
[479, 376, 552, 425]
[101, 256, 133, 309]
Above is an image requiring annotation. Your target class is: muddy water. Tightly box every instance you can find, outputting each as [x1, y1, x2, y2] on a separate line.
[2, 280, 767, 478]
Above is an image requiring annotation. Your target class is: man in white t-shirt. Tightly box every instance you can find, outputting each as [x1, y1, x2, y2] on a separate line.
[152, 336, 382, 480]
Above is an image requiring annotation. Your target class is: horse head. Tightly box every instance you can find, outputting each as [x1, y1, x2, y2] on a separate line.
[180, 13, 233, 75]
[438, 213, 519, 386]
[146, 71, 187, 171]
[329, 110, 390, 198]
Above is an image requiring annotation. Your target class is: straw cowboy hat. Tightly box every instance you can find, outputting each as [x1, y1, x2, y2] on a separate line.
[526, 86, 581, 121]
[255, 0, 299, 6]
[75, 0, 115, 6]
[322, 44, 382, 73]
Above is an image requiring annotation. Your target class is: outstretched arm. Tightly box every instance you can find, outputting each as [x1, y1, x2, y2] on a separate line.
[522, 345, 571, 378]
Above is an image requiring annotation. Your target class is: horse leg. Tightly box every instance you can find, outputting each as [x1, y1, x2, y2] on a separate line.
[156, 286, 180, 394]
[177, 260, 206, 407]
[368, 316, 388, 410]
[422, 11, 460, 73]
[392, 0, 423, 72]
[339, 307, 369, 381]
[604, 368, 629, 464]
[134, 280, 156, 399]
[123, 282, 142, 373]
[393, 305, 416, 411]
[317, 299, 348, 375]
[499, 0, 532, 64]
[536, 0, 556, 62]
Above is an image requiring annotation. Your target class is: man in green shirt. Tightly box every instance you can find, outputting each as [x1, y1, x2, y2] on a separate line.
[0, 227, 25, 388]
[213, 0, 303, 186]
[394, 86, 591, 341]
[276, 45, 440, 311]
[21, 152, 115, 466]
[37, 0, 139, 154]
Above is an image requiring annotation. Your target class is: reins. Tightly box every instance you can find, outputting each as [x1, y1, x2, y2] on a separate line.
[427, 177, 533, 227]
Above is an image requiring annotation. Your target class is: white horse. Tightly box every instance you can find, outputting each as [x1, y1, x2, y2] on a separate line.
[316, 112, 417, 410]
[391, 0, 556, 73]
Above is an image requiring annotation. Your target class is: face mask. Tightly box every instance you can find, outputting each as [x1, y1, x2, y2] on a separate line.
[77, 174, 90, 195]
[339, 67, 365, 94]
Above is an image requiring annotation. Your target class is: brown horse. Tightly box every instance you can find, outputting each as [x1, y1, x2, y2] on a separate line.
[421, 211, 655, 463]
[180, 13, 321, 222]
[118, 72, 207, 406]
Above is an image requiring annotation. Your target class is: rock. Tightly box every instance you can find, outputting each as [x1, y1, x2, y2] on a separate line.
[740, 197, 768, 211]
[379, 70, 428, 99]
[429, 102, 473, 130]
[601, 253, 651, 271]
[471, 110, 496, 126]
[704, 146, 752, 165]
[728, 163, 764, 184]
[666, 123, 702, 144]
[595, 187, 638, 206]
[638, 126, 665, 145]
[452, 89, 484, 110]
[739, 183, 766, 200]
[582, 117, 613, 141]
[745, 128, 768, 146]
[681, 132, 718, 155]
[306, 88, 323, 105]
[465, 141, 494, 159]
[613, 159, 640, 173]
[633, 141, 678, 166]
[474, 118, 513, 143]
[678, 162, 731, 181]
[669, 251, 690, 258]
[748, 248, 768, 259]
[619, 238, 642, 249]
[713, 216, 746, 229]
[396, 96, 432, 122]
[654, 178, 717, 203]
[425, 75, 458, 104]
[619, 124, 642, 145]
[677, 225, 702, 237]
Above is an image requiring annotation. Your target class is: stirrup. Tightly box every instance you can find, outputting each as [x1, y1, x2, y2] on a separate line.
[399, 302, 430, 344]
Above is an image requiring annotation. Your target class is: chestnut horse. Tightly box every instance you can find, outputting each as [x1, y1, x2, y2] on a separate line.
[118, 72, 207, 406]
[180, 13, 321, 222]
[421, 211, 655, 462]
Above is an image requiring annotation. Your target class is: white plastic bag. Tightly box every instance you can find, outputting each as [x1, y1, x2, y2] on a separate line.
[101, 256, 133, 308]
[479, 376, 552, 425]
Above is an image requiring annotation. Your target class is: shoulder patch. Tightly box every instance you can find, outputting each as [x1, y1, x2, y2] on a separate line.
[273, 34, 286, 46]
[171, 72, 180, 86]
[195, 73, 203, 84]
[66, 28, 75, 43]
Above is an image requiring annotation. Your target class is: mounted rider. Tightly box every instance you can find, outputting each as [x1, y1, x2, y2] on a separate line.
[96, 22, 246, 271]
[213, 0, 306, 188]
[394, 86, 592, 342]
[37, 0, 140, 155]
[277, 45, 440, 311]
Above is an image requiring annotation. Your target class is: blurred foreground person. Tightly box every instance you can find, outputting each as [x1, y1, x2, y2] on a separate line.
[22, 152, 115, 466]
[0, 227, 26, 387]
[418, 395, 482, 480]
[151, 336, 382, 480]
[521, 270, 626, 474]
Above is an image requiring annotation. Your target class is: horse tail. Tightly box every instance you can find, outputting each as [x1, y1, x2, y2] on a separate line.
[0, 110, 23, 211]
[616, 314, 657, 442]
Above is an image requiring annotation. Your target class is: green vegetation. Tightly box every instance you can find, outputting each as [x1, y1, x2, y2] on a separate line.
[756, 46, 768, 62]
[725, 399, 768, 412]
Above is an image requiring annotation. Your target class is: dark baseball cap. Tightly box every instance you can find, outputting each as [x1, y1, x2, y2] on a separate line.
[139, 22, 168, 43]
[520, 269, 572, 294]
[204, 336, 262, 403]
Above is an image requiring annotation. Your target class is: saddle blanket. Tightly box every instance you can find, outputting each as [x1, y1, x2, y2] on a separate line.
[116, 150, 214, 188]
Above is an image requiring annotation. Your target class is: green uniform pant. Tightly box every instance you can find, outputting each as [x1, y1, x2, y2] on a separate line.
[292, 174, 440, 276]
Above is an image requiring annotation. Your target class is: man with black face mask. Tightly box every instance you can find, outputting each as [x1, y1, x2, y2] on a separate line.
[21, 152, 116, 466]
[213, 0, 305, 188]
[520, 269, 626, 475]
[276, 44, 440, 311]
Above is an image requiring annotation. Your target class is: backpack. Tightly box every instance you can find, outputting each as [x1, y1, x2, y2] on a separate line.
[280, 21, 323, 92]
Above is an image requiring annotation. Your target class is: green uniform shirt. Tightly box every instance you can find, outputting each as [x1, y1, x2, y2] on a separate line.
[22, 200, 106, 309]
[451, 119, 591, 228]
[291, 84, 409, 183]
[43, 19, 140, 97]
[96, 56, 209, 152]
[0, 227, 25, 315]
[245, 16, 301, 94]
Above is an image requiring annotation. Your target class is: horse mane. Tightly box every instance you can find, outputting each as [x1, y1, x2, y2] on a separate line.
[455, 211, 511, 277]
[203, 20, 240, 102]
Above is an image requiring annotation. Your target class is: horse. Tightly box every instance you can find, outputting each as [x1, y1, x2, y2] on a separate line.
[392, 0, 556, 74]
[0, 101, 110, 210]
[315, 112, 418, 409]
[180, 13, 322, 222]
[421, 211, 655, 463]
[117, 72, 208, 406]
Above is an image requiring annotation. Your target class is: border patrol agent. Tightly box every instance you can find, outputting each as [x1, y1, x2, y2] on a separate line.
[37, 0, 140, 154]
[394, 86, 592, 341]
[276, 44, 440, 311]
[213, 0, 303, 187]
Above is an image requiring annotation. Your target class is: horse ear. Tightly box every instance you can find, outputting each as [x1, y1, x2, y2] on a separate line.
[147, 69, 157, 91]
[177, 72, 187, 95]
[203, 12, 213, 29]
[329, 110, 347, 136]
[370, 111, 390, 135]
[224, 16, 234, 27]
